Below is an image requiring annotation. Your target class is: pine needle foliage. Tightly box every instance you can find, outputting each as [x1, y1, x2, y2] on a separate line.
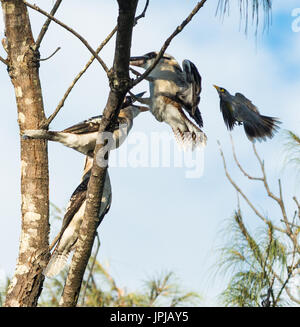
[216, 0, 272, 33]
[39, 261, 201, 307]
[217, 211, 292, 307]
[283, 130, 300, 176]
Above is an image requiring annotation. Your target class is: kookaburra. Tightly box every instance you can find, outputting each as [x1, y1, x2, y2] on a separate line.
[129, 52, 207, 150]
[23, 93, 148, 156]
[44, 159, 111, 277]
[213, 85, 281, 142]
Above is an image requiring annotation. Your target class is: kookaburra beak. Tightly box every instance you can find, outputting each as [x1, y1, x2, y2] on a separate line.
[129, 56, 147, 67]
[138, 106, 149, 112]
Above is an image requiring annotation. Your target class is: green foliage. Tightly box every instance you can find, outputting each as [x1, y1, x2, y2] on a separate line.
[217, 211, 294, 307]
[0, 277, 10, 307]
[37, 205, 202, 307]
[38, 259, 201, 307]
[283, 130, 300, 176]
[216, 0, 272, 33]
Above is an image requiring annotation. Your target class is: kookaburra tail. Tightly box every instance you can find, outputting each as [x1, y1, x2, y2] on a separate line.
[22, 93, 148, 156]
[44, 165, 111, 277]
[130, 52, 207, 150]
[213, 85, 281, 142]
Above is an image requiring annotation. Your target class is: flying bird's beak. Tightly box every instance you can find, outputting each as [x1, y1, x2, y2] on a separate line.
[129, 56, 147, 67]
[213, 85, 220, 92]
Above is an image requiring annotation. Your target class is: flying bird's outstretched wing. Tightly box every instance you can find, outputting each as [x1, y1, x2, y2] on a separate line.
[235, 93, 259, 114]
[219, 100, 236, 131]
[180, 60, 203, 128]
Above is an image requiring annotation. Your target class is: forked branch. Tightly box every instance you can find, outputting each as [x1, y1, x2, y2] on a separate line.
[23, 1, 109, 73]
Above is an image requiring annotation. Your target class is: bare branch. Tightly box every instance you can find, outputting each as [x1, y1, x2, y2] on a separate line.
[230, 134, 263, 181]
[41, 28, 117, 129]
[132, 0, 208, 87]
[23, 1, 109, 73]
[252, 144, 291, 235]
[293, 196, 300, 221]
[0, 55, 8, 65]
[218, 140, 284, 232]
[134, 0, 150, 23]
[39, 46, 61, 61]
[33, 0, 63, 51]
[41, 1, 150, 128]
[59, 0, 139, 307]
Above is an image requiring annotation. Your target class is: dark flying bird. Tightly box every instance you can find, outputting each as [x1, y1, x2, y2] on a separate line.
[44, 160, 111, 277]
[23, 93, 148, 156]
[213, 85, 281, 142]
[130, 51, 207, 150]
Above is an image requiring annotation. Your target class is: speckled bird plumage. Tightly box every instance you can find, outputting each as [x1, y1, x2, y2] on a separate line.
[213, 85, 281, 142]
[44, 163, 111, 277]
[23, 93, 148, 156]
[130, 52, 207, 150]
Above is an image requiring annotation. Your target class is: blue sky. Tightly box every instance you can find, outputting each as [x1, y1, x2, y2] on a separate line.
[0, 0, 300, 306]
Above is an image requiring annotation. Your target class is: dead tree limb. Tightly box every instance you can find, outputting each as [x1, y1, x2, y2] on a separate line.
[59, 0, 139, 307]
[41, 0, 150, 129]
[23, 1, 109, 73]
[2, 0, 50, 307]
[33, 0, 63, 51]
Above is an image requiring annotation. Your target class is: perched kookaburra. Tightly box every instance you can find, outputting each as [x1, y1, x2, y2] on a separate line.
[129, 52, 207, 150]
[213, 85, 281, 142]
[44, 160, 111, 277]
[23, 93, 148, 156]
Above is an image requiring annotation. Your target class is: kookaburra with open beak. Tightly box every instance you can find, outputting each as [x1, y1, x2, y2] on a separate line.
[213, 85, 281, 142]
[44, 158, 112, 277]
[129, 52, 207, 150]
[23, 93, 148, 156]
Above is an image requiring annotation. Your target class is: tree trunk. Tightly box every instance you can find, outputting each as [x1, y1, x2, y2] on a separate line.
[2, 0, 50, 307]
[59, 0, 138, 306]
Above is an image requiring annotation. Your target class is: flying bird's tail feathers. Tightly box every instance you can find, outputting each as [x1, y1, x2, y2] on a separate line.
[172, 124, 207, 151]
[244, 115, 281, 142]
[43, 251, 70, 278]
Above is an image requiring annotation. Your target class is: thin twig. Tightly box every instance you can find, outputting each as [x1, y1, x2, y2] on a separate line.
[293, 196, 300, 221]
[39, 46, 61, 61]
[230, 134, 263, 181]
[132, 0, 208, 87]
[0, 55, 8, 65]
[218, 140, 284, 232]
[41, 28, 116, 128]
[252, 143, 291, 235]
[134, 0, 150, 23]
[280, 219, 300, 229]
[24, 1, 109, 73]
[33, 0, 63, 51]
[41, 0, 150, 128]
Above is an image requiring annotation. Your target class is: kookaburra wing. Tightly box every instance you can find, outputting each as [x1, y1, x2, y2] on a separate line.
[23, 93, 148, 156]
[44, 167, 111, 277]
[130, 52, 206, 150]
[213, 85, 281, 142]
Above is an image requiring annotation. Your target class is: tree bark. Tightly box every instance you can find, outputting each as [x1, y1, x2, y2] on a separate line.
[2, 0, 50, 307]
[59, 0, 138, 307]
